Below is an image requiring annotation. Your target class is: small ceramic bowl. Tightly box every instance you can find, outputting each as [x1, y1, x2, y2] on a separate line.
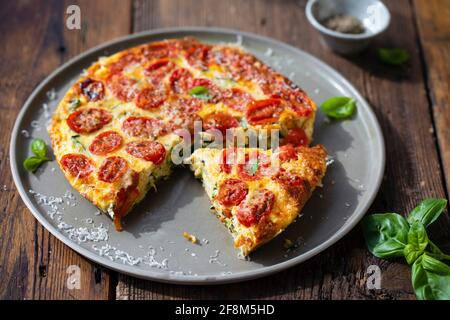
[306, 0, 390, 54]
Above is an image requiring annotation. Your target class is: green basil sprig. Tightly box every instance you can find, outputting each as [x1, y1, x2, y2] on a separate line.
[407, 198, 447, 227]
[361, 198, 449, 300]
[320, 97, 356, 120]
[377, 48, 409, 66]
[189, 86, 211, 101]
[412, 254, 450, 300]
[23, 138, 50, 172]
[404, 222, 429, 264]
[362, 213, 409, 258]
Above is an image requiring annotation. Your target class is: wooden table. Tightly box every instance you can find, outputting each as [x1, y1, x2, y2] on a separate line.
[0, 0, 448, 300]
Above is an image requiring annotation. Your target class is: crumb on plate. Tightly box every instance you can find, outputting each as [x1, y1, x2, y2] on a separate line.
[183, 231, 198, 244]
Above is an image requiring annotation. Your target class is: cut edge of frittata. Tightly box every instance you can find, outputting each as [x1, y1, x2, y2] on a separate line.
[187, 145, 327, 256]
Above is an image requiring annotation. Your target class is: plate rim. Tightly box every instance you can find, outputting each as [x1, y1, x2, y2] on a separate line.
[10, 26, 385, 285]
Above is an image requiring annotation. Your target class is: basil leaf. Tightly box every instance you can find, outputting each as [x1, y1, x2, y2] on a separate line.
[320, 97, 356, 120]
[24, 139, 50, 173]
[68, 98, 81, 111]
[361, 213, 409, 258]
[189, 86, 211, 101]
[31, 138, 47, 158]
[404, 222, 429, 264]
[71, 135, 85, 151]
[428, 241, 450, 261]
[23, 156, 46, 173]
[412, 254, 450, 300]
[378, 48, 409, 65]
[407, 198, 447, 227]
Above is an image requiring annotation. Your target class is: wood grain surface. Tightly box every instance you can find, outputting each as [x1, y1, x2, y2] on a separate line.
[0, 0, 448, 300]
[413, 0, 450, 194]
[0, 0, 131, 300]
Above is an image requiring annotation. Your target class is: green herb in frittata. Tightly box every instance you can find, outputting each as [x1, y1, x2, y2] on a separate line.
[189, 86, 211, 101]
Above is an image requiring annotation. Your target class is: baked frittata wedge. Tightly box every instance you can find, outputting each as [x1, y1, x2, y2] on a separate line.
[188, 145, 327, 255]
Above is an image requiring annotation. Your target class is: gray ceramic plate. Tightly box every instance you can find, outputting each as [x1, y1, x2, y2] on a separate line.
[10, 27, 385, 284]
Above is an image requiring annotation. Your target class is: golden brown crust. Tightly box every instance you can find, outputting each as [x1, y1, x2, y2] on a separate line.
[189, 145, 327, 255]
[249, 145, 327, 252]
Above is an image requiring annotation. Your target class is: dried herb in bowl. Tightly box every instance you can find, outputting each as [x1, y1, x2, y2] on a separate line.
[322, 14, 365, 34]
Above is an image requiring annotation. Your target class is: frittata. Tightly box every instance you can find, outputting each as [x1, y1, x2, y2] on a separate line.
[188, 145, 327, 255]
[49, 37, 318, 235]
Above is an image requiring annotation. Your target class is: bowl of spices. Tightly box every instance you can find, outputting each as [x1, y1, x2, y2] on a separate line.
[306, 0, 390, 54]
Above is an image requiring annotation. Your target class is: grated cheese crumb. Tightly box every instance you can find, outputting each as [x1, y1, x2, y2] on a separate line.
[326, 155, 335, 166]
[30, 120, 42, 131]
[21, 129, 30, 138]
[46, 88, 57, 100]
[42, 103, 51, 118]
[209, 250, 227, 266]
[92, 244, 141, 266]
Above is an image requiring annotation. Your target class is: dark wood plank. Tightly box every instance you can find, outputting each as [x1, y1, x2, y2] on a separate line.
[116, 0, 449, 300]
[413, 0, 450, 195]
[0, 0, 131, 299]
